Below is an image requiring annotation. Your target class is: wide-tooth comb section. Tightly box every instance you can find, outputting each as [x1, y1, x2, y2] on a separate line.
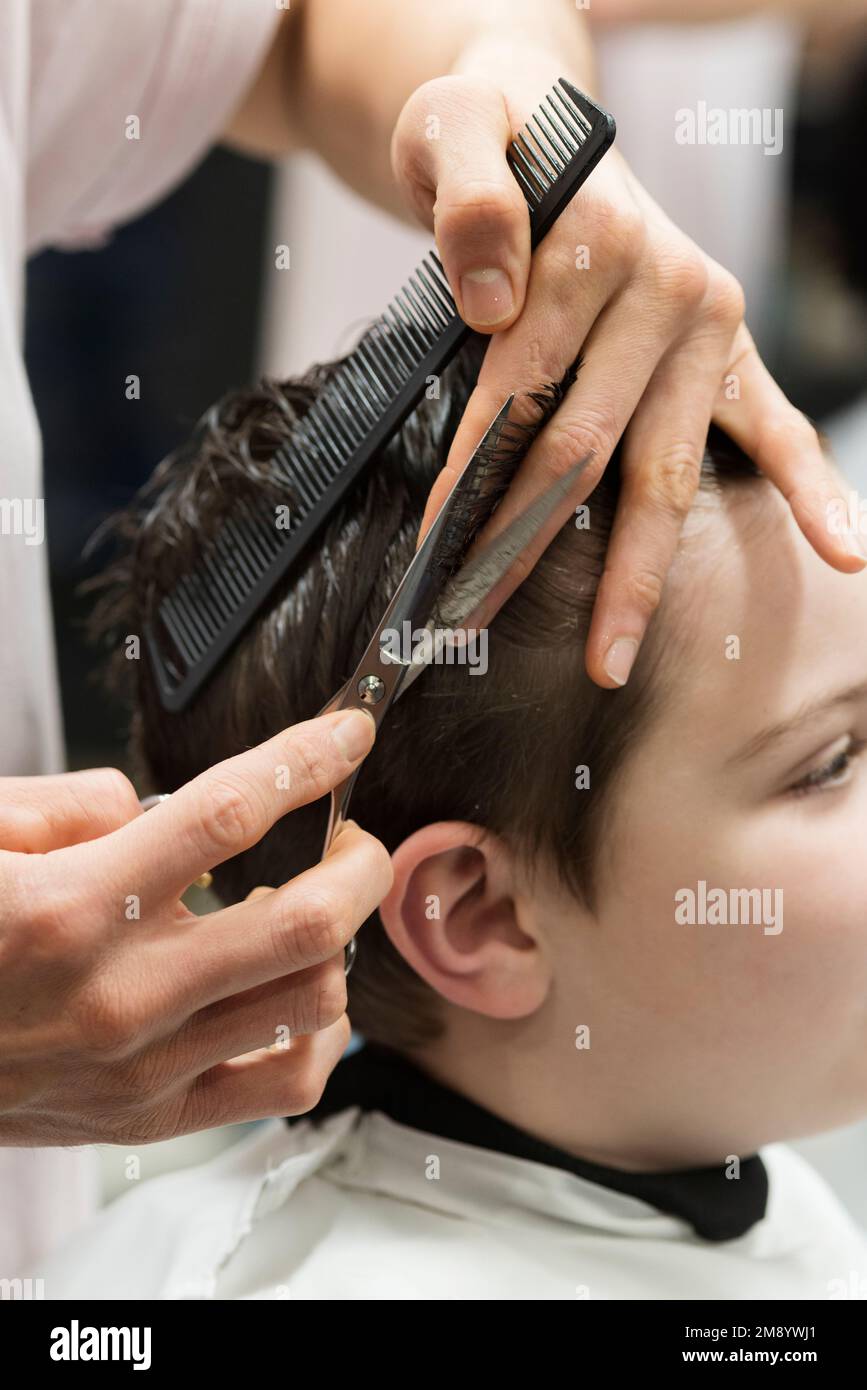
[146, 79, 614, 711]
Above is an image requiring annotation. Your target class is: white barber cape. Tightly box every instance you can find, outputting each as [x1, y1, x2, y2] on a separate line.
[42, 1048, 867, 1301]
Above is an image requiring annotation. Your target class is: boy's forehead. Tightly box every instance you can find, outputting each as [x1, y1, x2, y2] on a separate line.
[654, 487, 866, 758]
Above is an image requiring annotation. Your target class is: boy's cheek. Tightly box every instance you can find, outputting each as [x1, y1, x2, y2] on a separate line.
[739, 813, 867, 953]
[587, 797, 866, 1009]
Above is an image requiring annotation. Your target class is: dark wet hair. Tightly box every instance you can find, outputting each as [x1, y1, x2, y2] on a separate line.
[90, 335, 760, 1050]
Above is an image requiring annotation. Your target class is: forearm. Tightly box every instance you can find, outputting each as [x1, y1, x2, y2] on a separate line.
[264, 0, 597, 219]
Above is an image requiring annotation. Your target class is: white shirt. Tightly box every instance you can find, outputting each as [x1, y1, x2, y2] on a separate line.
[41, 1100, 867, 1301]
[0, 0, 280, 1277]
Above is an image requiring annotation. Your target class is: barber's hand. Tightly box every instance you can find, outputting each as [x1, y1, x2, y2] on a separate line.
[0, 709, 390, 1147]
[394, 44, 866, 688]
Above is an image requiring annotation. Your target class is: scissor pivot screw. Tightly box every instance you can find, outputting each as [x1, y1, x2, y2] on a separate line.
[357, 674, 386, 705]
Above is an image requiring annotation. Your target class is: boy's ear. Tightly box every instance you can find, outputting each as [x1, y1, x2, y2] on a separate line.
[377, 822, 551, 1020]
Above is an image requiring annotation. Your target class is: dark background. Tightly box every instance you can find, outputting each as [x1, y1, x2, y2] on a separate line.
[25, 148, 273, 768]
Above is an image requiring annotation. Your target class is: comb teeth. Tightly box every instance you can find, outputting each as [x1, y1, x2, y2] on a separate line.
[508, 82, 592, 208]
[147, 79, 615, 711]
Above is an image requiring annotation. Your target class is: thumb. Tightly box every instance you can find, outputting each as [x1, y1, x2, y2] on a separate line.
[0, 768, 142, 852]
[392, 76, 530, 332]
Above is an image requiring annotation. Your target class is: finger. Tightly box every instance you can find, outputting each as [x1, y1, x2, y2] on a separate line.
[713, 324, 866, 573]
[144, 820, 392, 1019]
[0, 769, 142, 853]
[585, 312, 739, 687]
[415, 225, 623, 548]
[437, 269, 697, 632]
[144, 956, 347, 1082]
[177, 1013, 351, 1131]
[393, 76, 529, 330]
[84, 708, 377, 909]
[415, 146, 656, 549]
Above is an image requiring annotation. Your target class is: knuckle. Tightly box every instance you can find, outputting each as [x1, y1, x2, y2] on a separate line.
[623, 566, 666, 618]
[436, 176, 524, 233]
[107, 1103, 174, 1147]
[705, 270, 745, 328]
[73, 980, 141, 1062]
[394, 74, 508, 190]
[19, 880, 86, 962]
[109, 1049, 176, 1110]
[503, 331, 560, 399]
[289, 733, 337, 800]
[399, 74, 453, 123]
[306, 962, 348, 1033]
[358, 832, 395, 900]
[198, 774, 258, 855]
[0, 803, 48, 849]
[542, 413, 616, 485]
[184, 1079, 236, 1137]
[274, 887, 345, 969]
[276, 1017, 350, 1112]
[392, 78, 454, 178]
[285, 1060, 332, 1117]
[645, 446, 701, 519]
[401, 72, 500, 133]
[87, 766, 139, 817]
[649, 246, 709, 311]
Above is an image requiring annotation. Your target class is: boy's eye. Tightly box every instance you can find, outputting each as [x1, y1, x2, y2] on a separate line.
[788, 737, 866, 798]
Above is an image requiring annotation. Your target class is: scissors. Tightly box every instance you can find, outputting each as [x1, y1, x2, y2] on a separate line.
[142, 396, 594, 976]
[314, 396, 594, 974]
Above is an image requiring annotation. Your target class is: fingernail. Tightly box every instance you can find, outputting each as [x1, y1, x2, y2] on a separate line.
[842, 527, 866, 562]
[603, 638, 639, 687]
[332, 708, 376, 760]
[459, 268, 514, 326]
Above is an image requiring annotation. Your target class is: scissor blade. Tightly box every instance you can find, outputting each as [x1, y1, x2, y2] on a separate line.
[373, 394, 516, 640]
[438, 450, 595, 627]
[399, 449, 595, 695]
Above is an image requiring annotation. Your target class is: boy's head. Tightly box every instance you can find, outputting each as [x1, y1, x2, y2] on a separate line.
[95, 337, 867, 1171]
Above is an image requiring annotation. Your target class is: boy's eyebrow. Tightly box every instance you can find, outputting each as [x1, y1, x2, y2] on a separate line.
[727, 678, 867, 768]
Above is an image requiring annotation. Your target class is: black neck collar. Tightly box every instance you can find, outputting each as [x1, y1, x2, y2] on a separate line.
[290, 1042, 768, 1242]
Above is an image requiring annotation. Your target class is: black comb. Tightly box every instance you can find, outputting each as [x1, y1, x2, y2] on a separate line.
[147, 80, 615, 711]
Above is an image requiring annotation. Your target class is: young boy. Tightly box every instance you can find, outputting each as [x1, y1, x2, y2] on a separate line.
[44, 338, 867, 1299]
